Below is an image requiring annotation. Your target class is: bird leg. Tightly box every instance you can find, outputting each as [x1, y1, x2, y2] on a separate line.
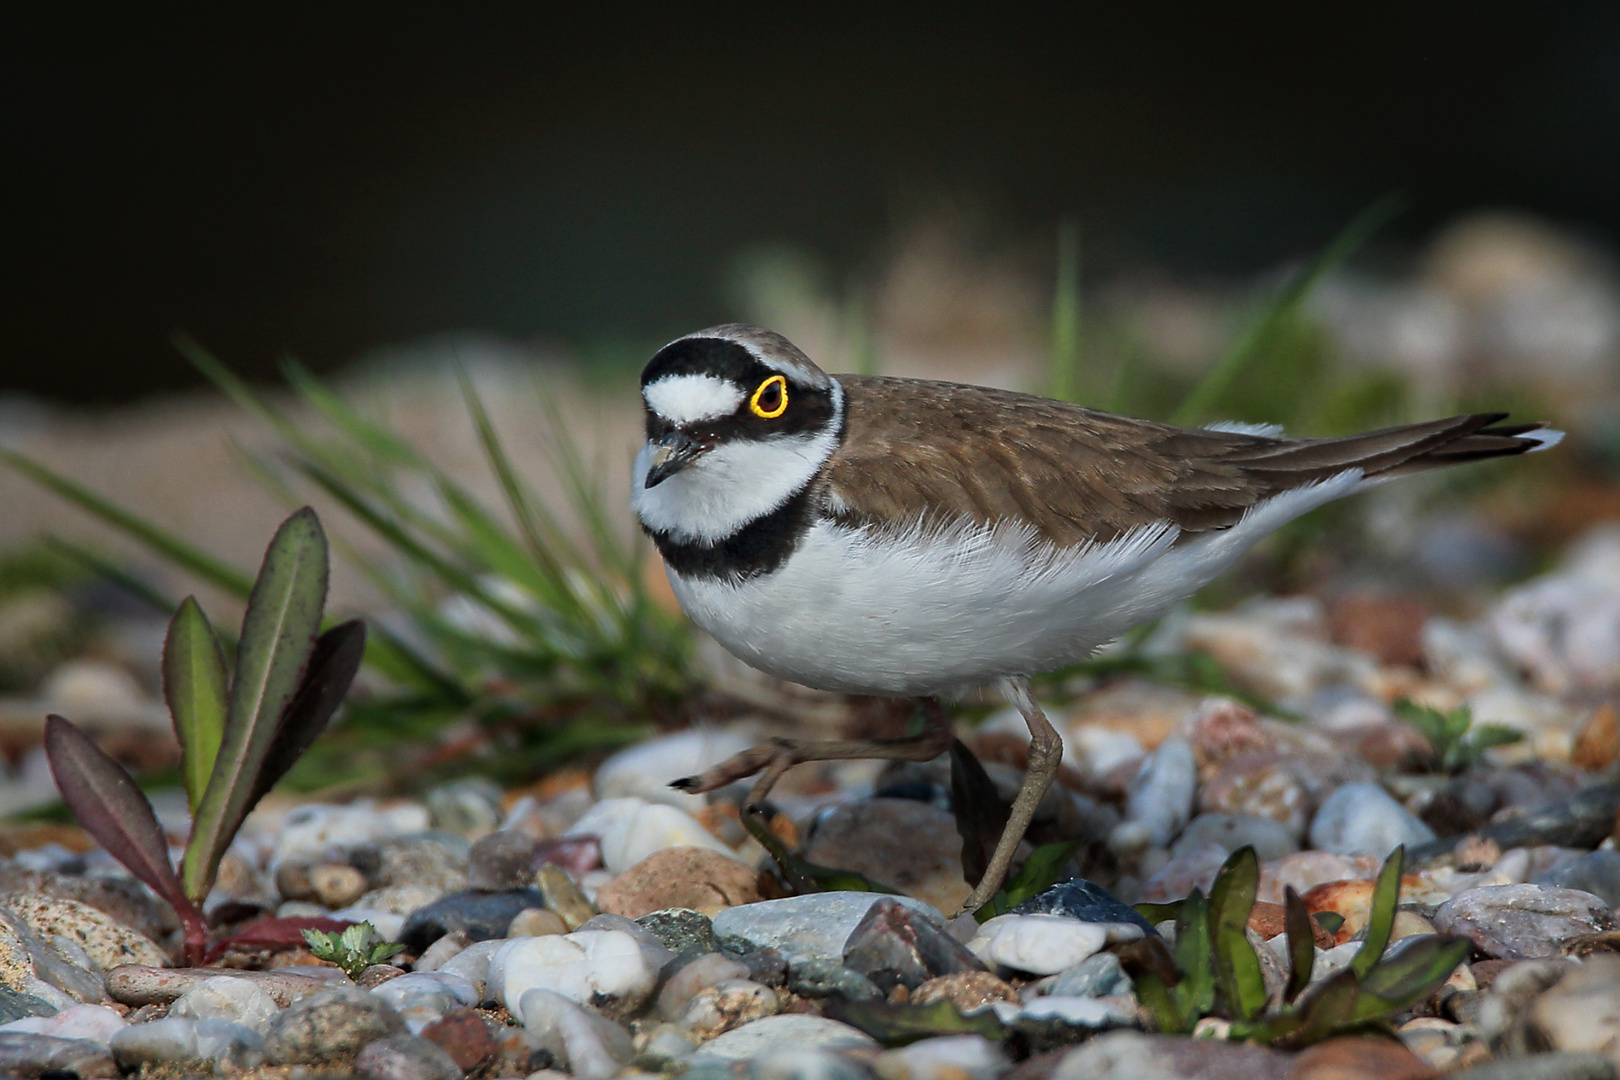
[956, 675, 1063, 914]
[670, 698, 955, 811]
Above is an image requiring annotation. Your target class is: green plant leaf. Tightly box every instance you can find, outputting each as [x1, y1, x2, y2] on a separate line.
[1312, 911, 1344, 934]
[244, 620, 366, 816]
[1358, 934, 1469, 1004]
[1134, 899, 1184, 925]
[822, 998, 1007, 1046]
[1118, 935, 1188, 1033]
[1470, 724, 1525, 751]
[1289, 968, 1363, 1046]
[162, 597, 229, 814]
[1282, 886, 1315, 1003]
[1208, 845, 1267, 1021]
[1350, 846, 1403, 981]
[183, 508, 329, 904]
[1171, 888, 1215, 1023]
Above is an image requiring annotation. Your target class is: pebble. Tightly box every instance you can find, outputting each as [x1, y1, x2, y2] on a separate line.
[595, 846, 763, 918]
[436, 938, 506, 998]
[273, 802, 433, 868]
[874, 1034, 1008, 1080]
[354, 1032, 464, 1080]
[803, 799, 972, 913]
[680, 978, 781, 1040]
[493, 930, 657, 1021]
[262, 985, 408, 1065]
[842, 896, 986, 991]
[712, 892, 944, 964]
[658, 952, 752, 1019]
[510, 906, 569, 936]
[1308, 781, 1436, 857]
[420, 1008, 498, 1072]
[1042, 951, 1132, 998]
[638, 907, 720, 954]
[1533, 849, 1620, 907]
[537, 863, 598, 929]
[424, 777, 505, 837]
[787, 957, 883, 1002]
[360, 834, 471, 894]
[1529, 956, 1620, 1060]
[398, 886, 547, 950]
[0, 908, 103, 1004]
[517, 987, 634, 1080]
[0, 866, 176, 943]
[750, 1046, 877, 1080]
[0, 892, 167, 971]
[1435, 884, 1620, 959]
[1123, 737, 1197, 847]
[310, 863, 367, 908]
[0, 1031, 119, 1077]
[1053, 1029, 1293, 1080]
[0, 1002, 124, 1041]
[169, 974, 282, 1033]
[0, 984, 54, 1024]
[913, 971, 1019, 1011]
[1172, 812, 1299, 861]
[593, 728, 757, 809]
[1199, 754, 1312, 839]
[1013, 878, 1156, 932]
[1138, 842, 1231, 903]
[355, 883, 452, 917]
[1258, 850, 1382, 904]
[414, 932, 468, 973]
[108, 1017, 264, 1070]
[695, 1014, 878, 1061]
[467, 830, 540, 891]
[566, 797, 739, 875]
[967, 915, 1113, 975]
[105, 964, 342, 1007]
[370, 971, 464, 1032]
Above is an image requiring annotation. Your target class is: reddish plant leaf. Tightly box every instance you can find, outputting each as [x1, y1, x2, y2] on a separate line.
[240, 619, 366, 826]
[43, 715, 189, 913]
[205, 915, 354, 962]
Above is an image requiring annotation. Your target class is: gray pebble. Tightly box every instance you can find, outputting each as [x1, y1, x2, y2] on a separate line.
[638, 907, 720, 954]
[0, 1031, 118, 1076]
[787, 957, 883, 1002]
[263, 985, 407, 1065]
[355, 1032, 464, 1080]
[712, 892, 942, 964]
[109, 1017, 264, 1069]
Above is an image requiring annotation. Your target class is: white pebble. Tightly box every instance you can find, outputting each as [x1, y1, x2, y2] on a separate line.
[875, 1034, 1008, 1080]
[594, 729, 756, 810]
[518, 987, 635, 1080]
[565, 796, 737, 874]
[169, 975, 280, 1034]
[272, 801, 430, 867]
[966, 914, 1108, 975]
[1308, 782, 1435, 858]
[0, 1002, 125, 1042]
[493, 930, 657, 1021]
[1124, 738, 1196, 847]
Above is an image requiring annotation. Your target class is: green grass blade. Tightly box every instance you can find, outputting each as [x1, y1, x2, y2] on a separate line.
[1350, 845, 1404, 980]
[1170, 888, 1215, 1022]
[1283, 886, 1316, 1003]
[1358, 935, 1469, 1005]
[1170, 194, 1403, 426]
[1048, 218, 1081, 402]
[1207, 845, 1267, 1021]
[1, 449, 254, 599]
[454, 361, 556, 568]
[44, 536, 176, 616]
[183, 508, 328, 903]
[162, 597, 229, 814]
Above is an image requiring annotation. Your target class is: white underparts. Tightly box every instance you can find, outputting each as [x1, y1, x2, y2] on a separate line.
[665, 470, 1366, 697]
[643, 374, 745, 425]
[632, 380, 845, 545]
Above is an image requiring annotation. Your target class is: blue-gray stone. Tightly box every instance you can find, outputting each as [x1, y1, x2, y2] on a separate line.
[1013, 879, 1156, 934]
[786, 958, 882, 1002]
[0, 983, 54, 1024]
[712, 892, 943, 963]
[399, 887, 547, 950]
[842, 897, 985, 991]
[1534, 850, 1620, 908]
[0, 1032, 117, 1075]
[1045, 951, 1131, 998]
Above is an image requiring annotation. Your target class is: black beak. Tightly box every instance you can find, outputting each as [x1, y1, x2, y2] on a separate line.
[643, 430, 708, 488]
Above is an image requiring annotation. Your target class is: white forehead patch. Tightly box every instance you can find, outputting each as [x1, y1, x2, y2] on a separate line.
[643, 374, 744, 425]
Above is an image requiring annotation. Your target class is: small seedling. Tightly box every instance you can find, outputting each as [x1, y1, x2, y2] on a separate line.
[1394, 699, 1523, 774]
[1123, 845, 1468, 1047]
[44, 508, 365, 964]
[302, 922, 404, 979]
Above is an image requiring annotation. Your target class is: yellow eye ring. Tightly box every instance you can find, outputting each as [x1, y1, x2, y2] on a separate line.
[749, 374, 788, 419]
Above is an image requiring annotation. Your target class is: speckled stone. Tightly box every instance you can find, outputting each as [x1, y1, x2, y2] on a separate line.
[262, 986, 407, 1065]
[1435, 884, 1620, 960]
[0, 892, 167, 970]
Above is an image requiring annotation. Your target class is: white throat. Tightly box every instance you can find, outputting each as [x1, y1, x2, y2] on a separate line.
[632, 379, 844, 545]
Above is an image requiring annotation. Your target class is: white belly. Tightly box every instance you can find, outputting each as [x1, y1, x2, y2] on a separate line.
[666, 472, 1364, 697]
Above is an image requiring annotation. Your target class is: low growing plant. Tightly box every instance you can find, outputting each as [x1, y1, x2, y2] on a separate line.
[302, 921, 404, 978]
[44, 508, 365, 964]
[1125, 845, 1467, 1047]
[1394, 699, 1524, 774]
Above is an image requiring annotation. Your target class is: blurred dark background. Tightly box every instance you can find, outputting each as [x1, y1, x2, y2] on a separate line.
[6, 6, 1620, 401]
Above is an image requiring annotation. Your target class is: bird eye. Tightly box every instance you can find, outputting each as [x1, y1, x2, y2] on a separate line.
[749, 375, 788, 419]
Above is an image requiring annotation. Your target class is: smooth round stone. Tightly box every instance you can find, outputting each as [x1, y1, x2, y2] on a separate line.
[492, 930, 657, 1021]
[413, 933, 468, 973]
[566, 797, 738, 875]
[358, 834, 471, 894]
[0, 985, 53, 1025]
[1013, 879, 1155, 932]
[1043, 952, 1131, 998]
[1434, 883, 1620, 960]
[467, 831, 540, 892]
[594, 729, 756, 810]
[424, 777, 505, 837]
[517, 988, 634, 1080]
[0, 1002, 124, 1041]
[1124, 738, 1196, 847]
[993, 995, 1132, 1027]
[1171, 813, 1299, 862]
[711, 892, 943, 964]
[751, 1046, 877, 1080]
[803, 799, 971, 914]
[169, 975, 280, 1034]
[875, 1033, 1008, 1080]
[369, 973, 460, 1033]
[273, 802, 432, 867]
[680, 979, 781, 1041]
[657, 953, 751, 1020]
[109, 1017, 264, 1069]
[1308, 781, 1436, 858]
[966, 915, 1109, 975]
[263, 986, 407, 1066]
[437, 939, 507, 997]
[354, 1032, 463, 1080]
[0, 1031, 118, 1075]
[330, 908, 406, 942]
[398, 887, 546, 950]
[1533, 849, 1620, 907]
[637, 908, 719, 954]
[696, 1014, 878, 1061]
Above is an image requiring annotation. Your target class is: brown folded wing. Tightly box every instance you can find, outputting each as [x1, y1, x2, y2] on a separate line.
[821, 375, 1545, 547]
